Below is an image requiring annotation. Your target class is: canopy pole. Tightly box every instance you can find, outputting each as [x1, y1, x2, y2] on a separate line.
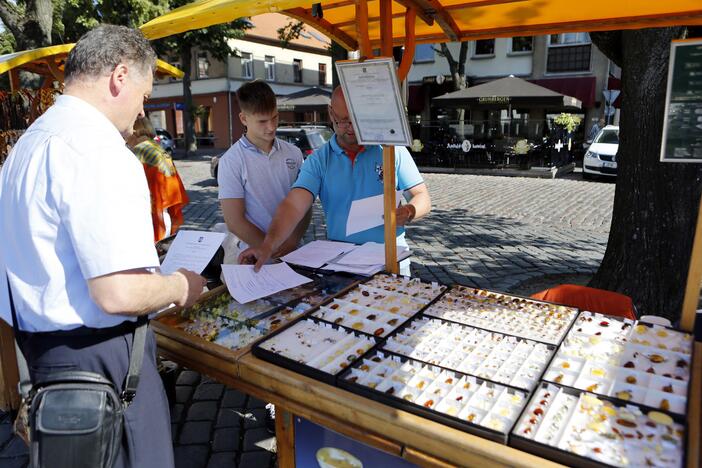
[681, 195, 702, 332]
[355, 0, 372, 58]
[8, 69, 19, 92]
[397, 8, 417, 82]
[379, 0, 399, 274]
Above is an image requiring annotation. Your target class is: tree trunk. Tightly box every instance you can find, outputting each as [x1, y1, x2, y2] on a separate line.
[0, 0, 53, 50]
[588, 28, 702, 322]
[180, 46, 197, 155]
[331, 41, 347, 89]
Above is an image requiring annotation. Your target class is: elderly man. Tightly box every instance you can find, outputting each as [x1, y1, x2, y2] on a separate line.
[240, 86, 431, 275]
[0, 25, 205, 467]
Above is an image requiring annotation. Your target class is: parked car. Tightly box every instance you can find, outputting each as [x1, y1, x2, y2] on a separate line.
[210, 126, 332, 182]
[154, 128, 176, 154]
[582, 125, 619, 179]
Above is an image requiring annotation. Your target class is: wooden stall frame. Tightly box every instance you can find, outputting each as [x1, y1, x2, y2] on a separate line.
[680, 196, 702, 331]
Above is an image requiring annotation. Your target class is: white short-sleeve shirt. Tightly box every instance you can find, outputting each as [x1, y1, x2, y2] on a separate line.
[217, 136, 303, 249]
[0, 95, 159, 332]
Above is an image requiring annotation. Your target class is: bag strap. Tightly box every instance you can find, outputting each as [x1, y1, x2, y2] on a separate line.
[6, 273, 148, 407]
[6, 276, 32, 399]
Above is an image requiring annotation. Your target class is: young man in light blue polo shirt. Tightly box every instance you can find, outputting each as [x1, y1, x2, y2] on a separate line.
[218, 80, 310, 258]
[239, 86, 431, 275]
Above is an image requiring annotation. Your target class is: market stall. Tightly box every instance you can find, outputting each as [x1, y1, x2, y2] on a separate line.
[153, 270, 701, 467]
[139, 1, 702, 466]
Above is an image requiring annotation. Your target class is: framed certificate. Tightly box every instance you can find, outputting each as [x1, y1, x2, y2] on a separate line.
[335, 58, 412, 146]
[660, 38, 702, 163]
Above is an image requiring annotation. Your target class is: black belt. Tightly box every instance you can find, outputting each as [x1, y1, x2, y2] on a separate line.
[19, 320, 141, 339]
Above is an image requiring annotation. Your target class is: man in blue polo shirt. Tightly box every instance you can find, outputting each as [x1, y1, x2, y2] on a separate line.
[239, 86, 431, 275]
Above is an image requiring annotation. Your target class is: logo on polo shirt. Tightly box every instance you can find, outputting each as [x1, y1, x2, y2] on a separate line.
[285, 158, 297, 170]
[375, 163, 384, 182]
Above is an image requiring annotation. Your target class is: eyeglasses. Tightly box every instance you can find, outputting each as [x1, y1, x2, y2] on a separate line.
[334, 119, 353, 129]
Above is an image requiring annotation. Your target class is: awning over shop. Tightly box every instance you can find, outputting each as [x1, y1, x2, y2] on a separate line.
[277, 87, 331, 111]
[0, 44, 184, 82]
[140, 0, 702, 50]
[530, 77, 596, 108]
[432, 75, 582, 109]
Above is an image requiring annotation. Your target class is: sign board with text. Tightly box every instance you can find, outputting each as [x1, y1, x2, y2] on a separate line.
[335, 58, 412, 146]
[660, 38, 702, 163]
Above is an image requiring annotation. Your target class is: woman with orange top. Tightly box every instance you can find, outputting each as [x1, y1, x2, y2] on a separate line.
[127, 117, 189, 242]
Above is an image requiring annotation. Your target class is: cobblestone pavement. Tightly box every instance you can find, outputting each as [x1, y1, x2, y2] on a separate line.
[0, 150, 614, 467]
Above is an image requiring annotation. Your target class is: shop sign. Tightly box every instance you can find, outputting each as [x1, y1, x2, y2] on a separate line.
[478, 96, 510, 104]
[660, 38, 702, 163]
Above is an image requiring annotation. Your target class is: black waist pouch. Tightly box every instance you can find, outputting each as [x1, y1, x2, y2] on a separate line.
[26, 371, 124, 468]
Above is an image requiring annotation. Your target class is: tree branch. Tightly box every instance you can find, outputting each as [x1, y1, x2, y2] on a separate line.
[0, 0, 24, 40]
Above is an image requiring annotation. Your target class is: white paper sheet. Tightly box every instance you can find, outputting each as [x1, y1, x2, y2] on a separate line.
[323, 262, 385, 276]
[221, 263, 312, 304]
[281, 240, 357, 269]
[334, 242, 410, 266]
[159, 230, 227, 274]
[346, 190, 404, 236]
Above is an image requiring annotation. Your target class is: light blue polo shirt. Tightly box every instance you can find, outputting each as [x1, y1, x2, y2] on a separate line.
[292, 136, 423, 247]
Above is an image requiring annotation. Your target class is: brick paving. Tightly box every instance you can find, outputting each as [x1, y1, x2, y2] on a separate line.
[0, 150, 614, 467]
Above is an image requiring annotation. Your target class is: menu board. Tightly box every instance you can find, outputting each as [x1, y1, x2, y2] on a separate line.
[661, 38, 702, 162]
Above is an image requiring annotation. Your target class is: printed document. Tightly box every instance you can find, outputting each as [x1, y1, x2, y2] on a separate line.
[221, 263, 312, 304]
[281, 240, 357, 269]
[346, 190, 404, 236]
[160, 230, 226, 274]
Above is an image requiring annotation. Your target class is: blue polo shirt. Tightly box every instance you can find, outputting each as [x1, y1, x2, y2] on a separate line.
[292, 136, 423, 247]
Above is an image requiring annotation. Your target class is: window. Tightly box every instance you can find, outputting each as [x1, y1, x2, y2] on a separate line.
[318, 63, 327, 86]
[414, 44, 435, 63]
[241, 52, 252, 79]
[474, 39, 495, 56]
[293, 59, 303, 83]
[197, 52, 210, 79]
[547, 33, 591, 73]
[264, 56, 275, 81]
[511, 36, 533, 53]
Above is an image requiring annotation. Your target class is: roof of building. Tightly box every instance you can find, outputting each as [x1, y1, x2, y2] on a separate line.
[246, 13, 330, 51]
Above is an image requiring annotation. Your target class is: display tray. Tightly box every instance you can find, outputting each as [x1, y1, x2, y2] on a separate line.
[361, 273, 448, 303]
[381, 314, 557, 392]
[423, 285, 579, 345]
[544, 311, 694, 416]
[511, 382, 687, 468]
[153, 270, 362, 358]
[252, 316, 380, 385]
[337, 349, 529, 444]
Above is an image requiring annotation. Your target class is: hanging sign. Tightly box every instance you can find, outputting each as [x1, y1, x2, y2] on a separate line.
[335, 58, 412, 146]
[660, 38, 702, 163]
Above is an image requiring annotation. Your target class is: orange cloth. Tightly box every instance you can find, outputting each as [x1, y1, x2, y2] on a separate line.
[530, 284, 636, 321]
[132, 140, 189, 242]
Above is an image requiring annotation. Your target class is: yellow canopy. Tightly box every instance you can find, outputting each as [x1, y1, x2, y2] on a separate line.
[0, 43, 184, 80]
[140, 0, 702, 49]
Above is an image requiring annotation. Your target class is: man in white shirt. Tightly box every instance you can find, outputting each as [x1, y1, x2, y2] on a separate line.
[0, 25, 205, 467]
[218, 80, 310, 260]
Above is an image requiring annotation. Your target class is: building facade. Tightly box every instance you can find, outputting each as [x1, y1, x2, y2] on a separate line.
[148, 14, 333, 150]
[406, 34, 620, 155]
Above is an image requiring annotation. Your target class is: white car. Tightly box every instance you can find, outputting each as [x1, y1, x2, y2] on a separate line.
[583, 125, 619, 179]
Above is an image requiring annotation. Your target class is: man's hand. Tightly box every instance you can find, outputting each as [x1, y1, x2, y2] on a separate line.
[174, 269, 207, 307]
[238, 243, 274, 272]
[395, 204, 416, 226]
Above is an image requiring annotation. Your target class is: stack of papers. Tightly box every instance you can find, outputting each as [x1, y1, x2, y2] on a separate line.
[221, 263, 312, 304]
[281, 240, 357, 269]
[325, 242, 411, 276]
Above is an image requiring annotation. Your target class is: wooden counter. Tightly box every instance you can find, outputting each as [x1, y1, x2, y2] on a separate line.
[153, 316, 702, 468]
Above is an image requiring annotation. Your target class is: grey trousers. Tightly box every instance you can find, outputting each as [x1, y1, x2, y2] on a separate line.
[18, 324, 174, 468]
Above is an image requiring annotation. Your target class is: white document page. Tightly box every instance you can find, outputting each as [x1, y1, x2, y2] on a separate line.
[160, 230, 226, 274]
[323, 262, 384, 276]
[281, 240, 358, 269]
[221, 263, 312, 304]
[346, 190, 404, 236]
[335, 242, 410, 266]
